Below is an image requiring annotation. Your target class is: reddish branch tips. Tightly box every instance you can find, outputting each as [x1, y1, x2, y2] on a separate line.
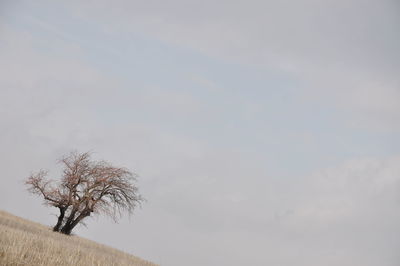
[25, 151, 144, 235]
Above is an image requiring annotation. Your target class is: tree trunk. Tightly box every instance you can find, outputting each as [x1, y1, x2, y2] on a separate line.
[53, 206, 66, 232]
[60, 207, 78, 234]
[60, 223, 73, 235]
[60, 211, 89, 235]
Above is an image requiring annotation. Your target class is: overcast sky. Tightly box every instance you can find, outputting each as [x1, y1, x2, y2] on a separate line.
[0, 1, 399, 265]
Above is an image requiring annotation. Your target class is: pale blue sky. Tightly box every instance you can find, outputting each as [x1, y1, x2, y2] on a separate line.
[1, 1, 399, 266]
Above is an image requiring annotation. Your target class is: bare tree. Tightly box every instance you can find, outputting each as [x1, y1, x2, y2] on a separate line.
[26, 151, 144, 235]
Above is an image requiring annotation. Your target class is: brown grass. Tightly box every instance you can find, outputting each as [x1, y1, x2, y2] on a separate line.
[0, 210, 157, 266]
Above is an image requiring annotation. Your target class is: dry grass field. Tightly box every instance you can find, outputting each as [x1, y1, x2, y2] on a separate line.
[0, 210, 157, 266]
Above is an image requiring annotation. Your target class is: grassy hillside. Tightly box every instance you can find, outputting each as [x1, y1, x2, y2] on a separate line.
[0, 210, 157, 266]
